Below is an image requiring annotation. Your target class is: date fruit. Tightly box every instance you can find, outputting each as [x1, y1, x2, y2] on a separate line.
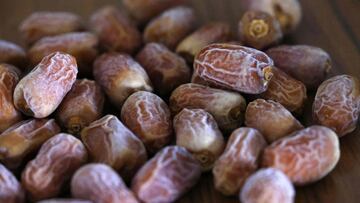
[81, 115, 147, 181]
[90, 6, 141, 54]
[0, 40, 27, 68]
[144, 6, 196, 50]
[38, 199, 92, 203]
[136, 42, 191, 96]
[56, 79, 104, 135]
[262, 126, 340, 185]
[176, 22, 232, 62]
[19, 11, 83, 45]
[93, 53, 153, 109]
[213, 127, 267, 196]
[192, 43, 274, 94]
[71, 163, 138, 203]
[266, 45, 331, 89]
[260, 67, 307, 113]
[13, 52, 78, 118]
[121, 91, 173, 153]
[0, 64, 22, 133]
[22, 133, 87, 201]
[313, 75, 360, 137]
[131, 146, 201, 203]
[240, 168, 295, 203]
[0, 118, 60, 169]
[170, 83, 246, 132]
[174, 108, 225, 171]
[238, 10, 282, 50]
[0, 163, 25, 203]
[245, 99, 303, 142]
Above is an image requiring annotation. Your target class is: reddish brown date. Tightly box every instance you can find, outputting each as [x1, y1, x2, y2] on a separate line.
[93, 53, 153, 109]
[13, 52, 78, 118]
[0, 118, 60, 169]
[136, 42, 191, 96]
[121, 91, 173, 153]
[56, 79, 104, 135]
[22, 133, 87, 201]
[131, 146, 201, 203]
[213, 127, 267, 196]
[176, 22, 232, 62]
[90, 6, 141, 54]
[19, 11, 83, 45]
[38, 199, 92, 203]
[192, 43, 274, 94]
[81, 115, 147, 182]
[71, 164, 138, 203]
[0, 163, 25, 203]
[313, 75, 360, 137]
[144, 6, 197, 50]
[0, 40, 27, 68]
[0, 64, 22, 133]
[170, 83, 246, 132]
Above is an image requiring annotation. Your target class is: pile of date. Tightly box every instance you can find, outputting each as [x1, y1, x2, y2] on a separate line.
[0, 0, 359, 202]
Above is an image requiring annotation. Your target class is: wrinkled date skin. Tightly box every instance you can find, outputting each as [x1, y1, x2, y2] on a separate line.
[93, 53, 153, 109]
[266, 45, 331, 89]
[260, 67, 307, 113]
[0, 64, 22, 133]
[0, 163, 25, 203]
[19, 11, 83, 45]
[245, 99, 303, 142]
[22, 133, 88, 201]
[56, 79, 104, 135]
[144, 6, 197, 50]
[0, 40, 27, 68]
[13, 52, 78, 118]
[262, 126, 340, 185]
[81, 115, 147, 182]
[213, 127, 267, 196]
[38, 199, 92, 203]
[240, 168, 295, 203]
[0, 119, 60, 169]
[238, 10, 283, 50]
[192, 43, 274, 94]
[28, 32, 98, 76]
[71, 164, 139, 203]
[131, 146, 202, 203]
[313, 75, 360, 137]
[123, 0, 187, 24]
[121, 91, 173, 153]
[90, 6, 141, 54]
[136, 42, 191, 96]
[174, 108, 225, 171]
[176, 22, 232, 63]
[170, 83, 246, 132]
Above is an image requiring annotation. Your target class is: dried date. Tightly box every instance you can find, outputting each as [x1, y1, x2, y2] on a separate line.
[0, 40, 27, 68]
[0, 163, 25, 203]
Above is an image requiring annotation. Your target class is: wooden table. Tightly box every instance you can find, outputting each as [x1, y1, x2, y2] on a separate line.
[0, 0, 359, 203]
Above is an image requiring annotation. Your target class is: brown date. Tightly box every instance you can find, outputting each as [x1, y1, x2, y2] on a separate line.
[19, 11, 83, 45]
[170, 83, 246, 132]
[213, 127, 267, 196]
[13, 52, 78, 118]
[313, 75, 360, 137]
[0, 64, 22, 133]
[56, 79, 104, 135]
[81, 115, 147, 182]
[0, 163, 25, 203]
[71, 163, 138, 203]
[131, 146, 201, 203]
[121, 91, 173, 153]
[143, 6, 197, 50]
[90, 6, 141, 54]
[0, 40, 27, 68]
[192, 43, 274, 94]
[176, 22, 232, 63]
[0, 118, 60, 169]
[93, 52, 153, 109]
[266, 45, 331, 89]
[38, 199, 92, 203]
[22, 133, 88, 201]
[136, 42, 191, 96]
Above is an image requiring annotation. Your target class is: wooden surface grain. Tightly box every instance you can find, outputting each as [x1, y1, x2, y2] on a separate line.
[0, 0, 359, 203]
